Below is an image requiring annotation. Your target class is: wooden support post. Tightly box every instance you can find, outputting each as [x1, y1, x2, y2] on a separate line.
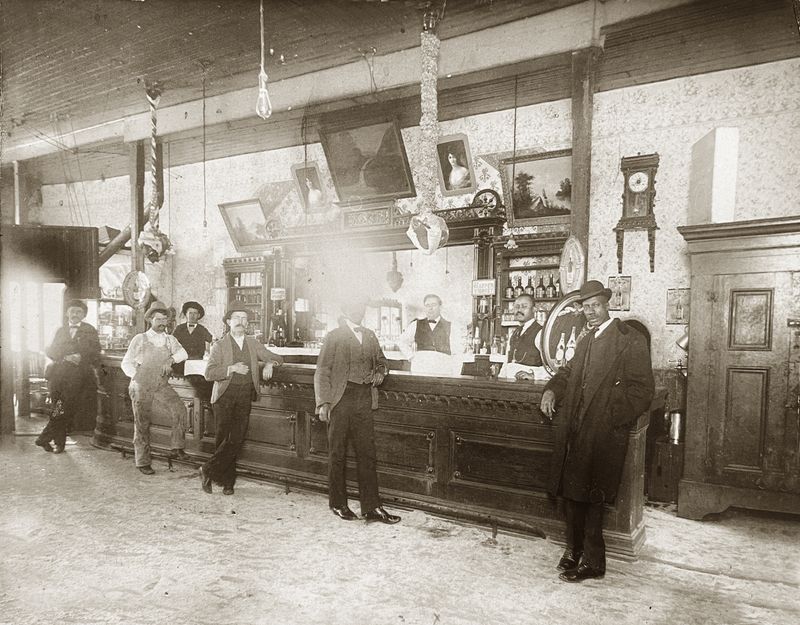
[130, 141, 146, 330]
[570, 47, 602, 269]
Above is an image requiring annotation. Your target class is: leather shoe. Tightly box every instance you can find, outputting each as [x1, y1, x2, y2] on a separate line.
[559, 562, 605, 583]
[363, 506, 401, 524]
[170, 448, 189, 460]
[199, 466, 212, 494]
[330, 506, 358, 521]
[223, 487, 234, 496]
[35, 439, 53, 452]
[138, 465, 155, 475]
[53, 444, 65, 454]
[556, 549, 582, 571]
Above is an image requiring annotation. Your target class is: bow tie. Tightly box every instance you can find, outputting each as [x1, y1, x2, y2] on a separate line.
[187, 324, 197, 329]
[427, 320, 438, 325]
[352, 326, 363, 333]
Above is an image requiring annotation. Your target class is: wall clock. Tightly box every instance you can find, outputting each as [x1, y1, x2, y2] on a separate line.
[614, 153, 659, 273]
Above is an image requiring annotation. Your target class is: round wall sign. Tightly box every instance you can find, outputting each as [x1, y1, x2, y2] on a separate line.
[122, 270, 151, 309]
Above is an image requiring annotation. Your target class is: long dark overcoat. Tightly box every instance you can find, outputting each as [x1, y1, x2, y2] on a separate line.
[45, 322, 101, 427]
[545, 318, 654, 503]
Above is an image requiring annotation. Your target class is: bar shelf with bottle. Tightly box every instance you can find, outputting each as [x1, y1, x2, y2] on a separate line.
[223, 256, 267, 341]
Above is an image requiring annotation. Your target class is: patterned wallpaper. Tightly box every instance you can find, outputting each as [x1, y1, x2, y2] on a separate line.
[30, 58, 800, 365]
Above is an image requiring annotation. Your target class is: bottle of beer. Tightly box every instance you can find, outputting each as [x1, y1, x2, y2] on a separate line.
[535, 276, 546, 299]
[564, 326, 577, 362]
[554, 277, 562, 298]
[545, 273, 555, 299]
[505, 275, 515, 300]
[555, 332, 566, 366]
[513, 276, 524, 298]
[524, 275, 534, 296]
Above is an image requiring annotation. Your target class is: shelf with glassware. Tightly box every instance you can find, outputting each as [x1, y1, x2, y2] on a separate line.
[97, 298, 136, 351]
[493, 237, 567, 351]
[223, 256, 268, 341]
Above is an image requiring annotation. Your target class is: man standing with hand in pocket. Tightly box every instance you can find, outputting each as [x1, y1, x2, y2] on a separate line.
[315, 299, 400, 524]
[201, 305, 283, 495]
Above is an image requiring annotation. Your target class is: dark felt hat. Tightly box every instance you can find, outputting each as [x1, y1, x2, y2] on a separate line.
[224, 304, 250, 322]
[577, 280, 612, 303]
[64, 299, 88, 314]
[181, 301, 205, 318]
[144, 300, 170, 320]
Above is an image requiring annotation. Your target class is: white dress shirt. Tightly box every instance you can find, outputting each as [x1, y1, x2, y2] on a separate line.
[121, 329, 188, 378]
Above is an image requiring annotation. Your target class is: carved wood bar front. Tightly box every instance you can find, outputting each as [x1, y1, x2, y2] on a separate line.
[94, 356, 648, 558]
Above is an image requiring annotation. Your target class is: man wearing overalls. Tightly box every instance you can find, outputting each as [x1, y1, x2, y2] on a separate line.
[121, 301, 189, 474]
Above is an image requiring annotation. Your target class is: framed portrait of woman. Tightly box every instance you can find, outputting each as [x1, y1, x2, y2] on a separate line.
[291, 162, 327, 213]
[436, 133, 476, 197]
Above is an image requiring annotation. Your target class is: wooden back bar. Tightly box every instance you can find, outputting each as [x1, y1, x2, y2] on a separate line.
[94, 356, 648, 558]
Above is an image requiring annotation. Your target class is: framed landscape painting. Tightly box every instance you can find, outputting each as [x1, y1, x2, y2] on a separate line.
[218, 198, 270, 252]
[500, 149, 572, 226]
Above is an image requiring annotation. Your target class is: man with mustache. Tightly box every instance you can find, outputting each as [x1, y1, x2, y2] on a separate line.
[171, 300, 214, 401]
[540, 280, 654, 583]
[507, 293, 544, 374]
[201, 305, 283, 495]
[121, 301, 189, 474]
[35, 299, 101, 453]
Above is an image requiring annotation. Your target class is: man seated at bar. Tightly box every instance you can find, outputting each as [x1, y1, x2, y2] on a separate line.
[398, 293, 460, 375]
[315, 298, 400, 524]
[501, 293, 548, 381]
[171, 300, 214, 401]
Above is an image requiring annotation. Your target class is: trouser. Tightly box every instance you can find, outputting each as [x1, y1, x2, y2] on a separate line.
[564, 498, 606, 569]
[204, 383, 253, 489]
[36, 397, 68, 448]
[327, 382, 380, 512]
[129, 381, 187, 467]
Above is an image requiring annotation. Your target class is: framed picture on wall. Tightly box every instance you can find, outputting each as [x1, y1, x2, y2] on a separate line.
[500, 149, 572, 226]
[666, 288, 690, 324]
[608, 275, 631, 311]
[218, 198, 271, 252]
[291, 162, 327, 213]
[436, 133, 476, 196]
[319, 118, 416, 207]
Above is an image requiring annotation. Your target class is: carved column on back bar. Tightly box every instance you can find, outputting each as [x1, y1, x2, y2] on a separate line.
[570, 47, 602, 269]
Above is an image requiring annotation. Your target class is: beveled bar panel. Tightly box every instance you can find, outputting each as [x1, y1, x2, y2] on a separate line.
[93, 356, 648, 558]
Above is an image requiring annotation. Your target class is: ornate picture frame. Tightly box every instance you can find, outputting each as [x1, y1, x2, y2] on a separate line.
[608, 276, 632, 311]
[666, 288, 690, 325]
[319, 118, 416, 207]
[290, 162, 327, 213]
[436, 133, 476, 197]
[500, 148, 572, 227]
[218, 198, 271, 252]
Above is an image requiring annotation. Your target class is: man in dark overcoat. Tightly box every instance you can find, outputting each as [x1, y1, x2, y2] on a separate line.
[541, 280, 654, 582]
[35, 299, 101, 453]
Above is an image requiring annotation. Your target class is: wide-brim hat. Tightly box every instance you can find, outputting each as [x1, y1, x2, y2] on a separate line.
[144, 300, 170, 320]
[224, 304, 250, 322]
[577, 280, 612, 303]
[181, 300, 205, 318]
[64, 299, 88, 314]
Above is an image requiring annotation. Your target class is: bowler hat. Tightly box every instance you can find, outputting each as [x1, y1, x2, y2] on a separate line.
[224, 304, 250, 322]
[64, 299, 88, 315]
[181, 300, 205, 319]
[144, 300, 169, 320]
[577, 280, 612, 303]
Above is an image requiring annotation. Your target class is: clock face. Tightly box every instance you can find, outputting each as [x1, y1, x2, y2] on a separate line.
[627, 171, 649, 193]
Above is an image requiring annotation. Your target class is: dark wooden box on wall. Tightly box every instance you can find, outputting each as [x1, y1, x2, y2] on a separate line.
[1, 224, 100, 298]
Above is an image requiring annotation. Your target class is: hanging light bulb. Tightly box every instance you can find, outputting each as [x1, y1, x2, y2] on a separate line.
[255, 0, 272, 120]
[256, 69, 272, 120]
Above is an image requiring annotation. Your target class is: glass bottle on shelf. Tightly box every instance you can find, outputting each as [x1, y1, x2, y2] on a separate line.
[554, 277, 562, 298]
[535, 276, 546, 299]
[545, 273, 555, 299]
[505, 276, 515, 300]
[564, 326, 577, 362]
[555, 332, 566, 366]
[513, 276, 524, 298]
[472, 326, 482, 353]
[524, 275, 534, 296]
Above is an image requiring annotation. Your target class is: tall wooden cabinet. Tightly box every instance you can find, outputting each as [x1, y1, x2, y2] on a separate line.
[677, 217, 800, 519]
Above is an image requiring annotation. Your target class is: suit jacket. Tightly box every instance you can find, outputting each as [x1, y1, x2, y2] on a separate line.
[314, 321, 388, 413]
[45, 322, 101, 387]
[508, 321, 543, 366]
[544, 318, 654, 503]
[205, 334, 283, 404]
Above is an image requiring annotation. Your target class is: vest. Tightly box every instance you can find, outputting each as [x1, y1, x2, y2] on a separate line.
[414, 319, 451, 355]
[346, 335, 375, 384]
[229, 338, 253, 387]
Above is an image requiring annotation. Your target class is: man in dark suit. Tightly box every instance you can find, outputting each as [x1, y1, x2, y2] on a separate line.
[315, 299, 400, 524]
[171, 300, 214, 401]
[541, 280, 654, 582]
[35, 299, 101, 453]
[201, 305, 283, 495]
[507, 293, 544, 371]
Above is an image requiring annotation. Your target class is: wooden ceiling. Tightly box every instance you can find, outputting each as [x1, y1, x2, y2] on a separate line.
[1, 0, 582, 135]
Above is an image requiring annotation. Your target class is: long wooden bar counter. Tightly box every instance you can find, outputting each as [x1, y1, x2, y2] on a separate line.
[93, 355, 648, 558]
